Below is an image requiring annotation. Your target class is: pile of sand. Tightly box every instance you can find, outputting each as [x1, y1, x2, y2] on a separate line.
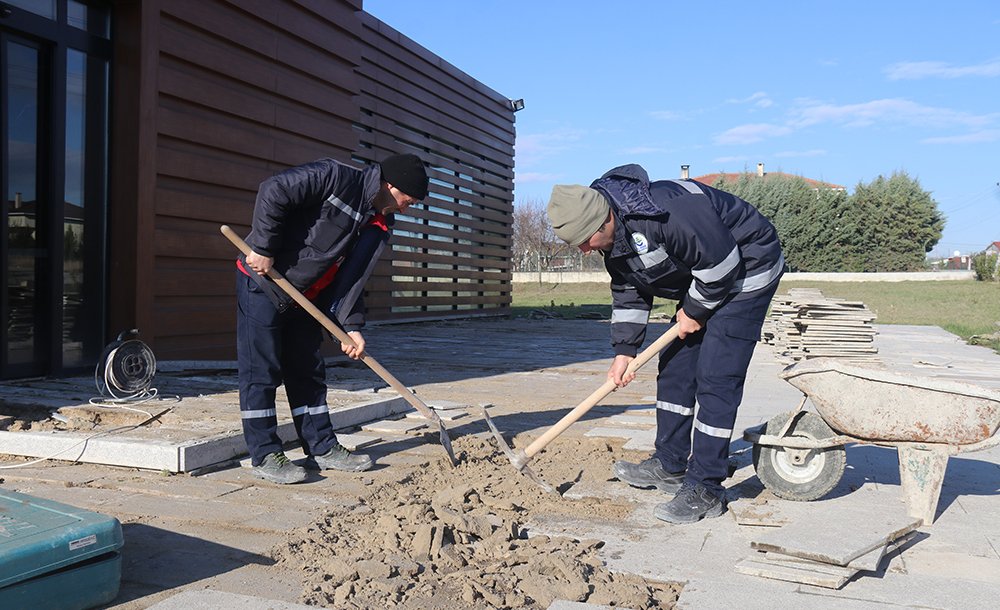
[274, 436, 680, 609]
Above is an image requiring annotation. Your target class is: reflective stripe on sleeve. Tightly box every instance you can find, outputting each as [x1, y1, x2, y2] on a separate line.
[732, 254, 785, 293]
[328, 195, 364, 223]
[611, 309, 650, 325]
[691, 246, 740, 284]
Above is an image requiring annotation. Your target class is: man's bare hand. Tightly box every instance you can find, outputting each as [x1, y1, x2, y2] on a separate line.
[341, 331, 365, 360]
[676, 308, 704, 340]
[608, 354, 636, 388]
[245, 251, 273, 276]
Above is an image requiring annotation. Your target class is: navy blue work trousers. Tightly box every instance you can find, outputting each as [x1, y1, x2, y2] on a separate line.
[653, 280, 780, 496]
[236, 271, 338, 466]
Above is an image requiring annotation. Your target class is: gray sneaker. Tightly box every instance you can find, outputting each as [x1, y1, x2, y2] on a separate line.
[613, 457, 685, 493]
[310, 444, 373, 472]
[252, 451, 307, 484]
[653, 482, 725, 524]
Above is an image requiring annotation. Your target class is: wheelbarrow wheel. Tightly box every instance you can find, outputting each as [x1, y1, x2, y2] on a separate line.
[752, 411, 846, 501]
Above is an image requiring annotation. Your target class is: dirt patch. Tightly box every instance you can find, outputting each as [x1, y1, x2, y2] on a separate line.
[275, 435, 680, 609]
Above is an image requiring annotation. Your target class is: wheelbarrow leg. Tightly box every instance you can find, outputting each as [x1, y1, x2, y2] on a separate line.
[897, 444, 950, 526]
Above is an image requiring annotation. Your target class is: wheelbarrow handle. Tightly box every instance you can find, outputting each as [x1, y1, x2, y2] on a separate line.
[521, 323, 682, 460]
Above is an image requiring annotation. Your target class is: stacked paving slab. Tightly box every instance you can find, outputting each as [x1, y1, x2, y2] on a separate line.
[763, 288, 878, 363]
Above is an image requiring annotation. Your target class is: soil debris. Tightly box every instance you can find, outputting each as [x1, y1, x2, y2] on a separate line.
[275, 435, 680, 609]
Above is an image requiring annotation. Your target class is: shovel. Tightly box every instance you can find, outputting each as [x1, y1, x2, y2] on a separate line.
[221, 225, 457, 466]
[484, 323, 681, 492]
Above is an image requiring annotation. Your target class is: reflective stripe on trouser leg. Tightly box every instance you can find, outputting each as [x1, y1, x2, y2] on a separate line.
[281, 306, 337, 456]
[687, 281, 780, 495]
[237, 271, 286, 466]
[653, 324, 701, 473]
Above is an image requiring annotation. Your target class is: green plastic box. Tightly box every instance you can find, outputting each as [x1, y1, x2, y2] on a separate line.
[0, 489, 124, 609]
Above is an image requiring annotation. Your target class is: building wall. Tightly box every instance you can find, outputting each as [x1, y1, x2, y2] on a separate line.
[109, 0, 515, 360]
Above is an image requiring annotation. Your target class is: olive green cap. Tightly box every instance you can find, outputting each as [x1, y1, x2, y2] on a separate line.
[546, 185, 609, 246]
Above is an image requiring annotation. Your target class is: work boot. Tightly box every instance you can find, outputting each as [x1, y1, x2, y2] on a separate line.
[252, 451, 307, 484]
[309, 444, 373, 472]
[613, 457, 685, 493]
[653, 482, 725, 524]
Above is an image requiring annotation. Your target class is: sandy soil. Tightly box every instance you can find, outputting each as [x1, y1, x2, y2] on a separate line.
[275, 434, 680, 609]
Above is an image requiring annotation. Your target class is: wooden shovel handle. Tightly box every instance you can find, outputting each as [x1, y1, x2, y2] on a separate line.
[220, 225, 440, 422]
[522, 322, 681, 459]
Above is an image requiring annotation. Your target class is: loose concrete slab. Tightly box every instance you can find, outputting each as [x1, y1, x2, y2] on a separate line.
[734, 556, 856, 588]
[749, 504, 921, 565]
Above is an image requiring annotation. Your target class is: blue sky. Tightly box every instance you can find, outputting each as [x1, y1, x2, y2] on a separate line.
[365, 1, 1000, 257]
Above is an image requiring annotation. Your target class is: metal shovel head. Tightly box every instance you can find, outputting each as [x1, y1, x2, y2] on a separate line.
[434, 418, 458, 467]
[481, 406, 556, 494]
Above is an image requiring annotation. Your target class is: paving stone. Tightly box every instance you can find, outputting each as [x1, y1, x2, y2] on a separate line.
[548, 601, 628, 610]
[604, 414, 656, 427]
[147, 590, 314, 609]
[361, 418, 428, 434]
[405, 408, 468, 421]
[622, 429, 656, 451]
[583, 426, 637, 439]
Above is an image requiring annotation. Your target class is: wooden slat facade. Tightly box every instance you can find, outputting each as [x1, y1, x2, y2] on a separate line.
[108, 0, 515, 360]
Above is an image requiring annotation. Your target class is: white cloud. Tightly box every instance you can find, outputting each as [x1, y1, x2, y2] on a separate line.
[774, 149, 826, 158]
[788, 98, 993, 129]
[885, 58, 1000, 80]
[714, 123, 792, 145]
[725, 92, 773, 108]
[922, 130, 1000, 144]
[649, 110, 684, 121]
[514, 128, 585, 166]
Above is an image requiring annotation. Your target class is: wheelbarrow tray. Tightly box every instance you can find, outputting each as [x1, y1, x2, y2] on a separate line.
[780, 358, 1000, 445]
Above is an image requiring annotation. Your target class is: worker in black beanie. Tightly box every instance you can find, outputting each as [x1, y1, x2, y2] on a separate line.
[233, 153, 428, 484]
[380, 153, 429, 200]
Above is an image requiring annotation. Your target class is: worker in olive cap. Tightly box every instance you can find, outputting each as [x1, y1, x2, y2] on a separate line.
[236, 153, 429, 484]
[547, 164, 784, 524]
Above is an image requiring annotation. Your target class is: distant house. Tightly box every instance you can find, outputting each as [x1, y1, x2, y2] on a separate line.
[935, 254, 973, 271]
[688, 163, 846, 192]
[986, 242, 1000, 256]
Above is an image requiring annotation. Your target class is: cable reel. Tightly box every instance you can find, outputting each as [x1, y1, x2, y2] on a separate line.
[95, 329, 157, 401]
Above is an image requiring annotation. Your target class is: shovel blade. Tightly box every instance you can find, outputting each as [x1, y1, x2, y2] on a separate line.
[481, 406, 556, 494]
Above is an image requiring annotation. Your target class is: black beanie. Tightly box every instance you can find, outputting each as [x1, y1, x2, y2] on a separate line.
[379, 153, 429, 200]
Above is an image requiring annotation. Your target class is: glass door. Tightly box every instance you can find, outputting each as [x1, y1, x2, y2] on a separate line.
[2, 36, 48, 377]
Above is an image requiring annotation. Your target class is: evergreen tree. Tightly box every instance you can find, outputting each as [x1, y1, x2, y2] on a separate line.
[847, 171, 943, 271]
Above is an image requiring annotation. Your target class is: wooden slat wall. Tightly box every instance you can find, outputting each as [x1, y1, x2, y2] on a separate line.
[110, 0, 515, 359]
[353, 14, 515, 322]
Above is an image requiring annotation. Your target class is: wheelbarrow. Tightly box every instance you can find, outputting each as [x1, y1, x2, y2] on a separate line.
[743, 358, 1000, 525]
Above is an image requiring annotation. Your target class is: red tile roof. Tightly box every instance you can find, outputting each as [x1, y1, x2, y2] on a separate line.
[693, 172, 845, 190]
